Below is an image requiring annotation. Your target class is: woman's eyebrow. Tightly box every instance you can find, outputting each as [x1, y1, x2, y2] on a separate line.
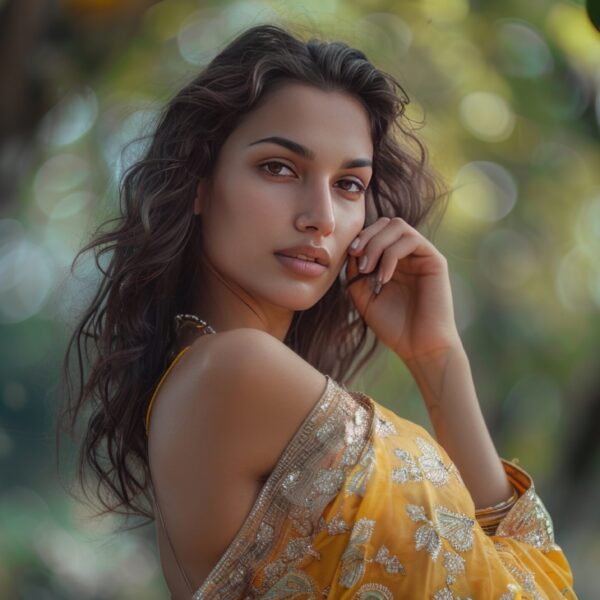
[247, 136, 372, 169]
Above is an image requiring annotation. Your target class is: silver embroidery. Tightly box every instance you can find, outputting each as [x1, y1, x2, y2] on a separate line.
[259, 569, 318, 599]
[407, 503, 474, 561]
[392, 448, 423, 483]
[495, 487, 558, 553]
[501, 560, 546, 600]
[339, 518, 376, 588]
[370, 544, 406, 574]
[432, 587, 473, 600]
[312, 467, 346, 496]
[442, 550, 465, 585]
[435, 507, 474, 552]
[374, 413, 398, 438]
[416, 436, 452, 487]
[340, 405, 371, 466]
[392, 436, 462, 488]
[495, 544, 546, 599]
[353, 582, 394, 599]
[326, 510, 351, 536]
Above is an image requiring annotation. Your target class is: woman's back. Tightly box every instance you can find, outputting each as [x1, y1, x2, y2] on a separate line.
[146, 328, 332, 597]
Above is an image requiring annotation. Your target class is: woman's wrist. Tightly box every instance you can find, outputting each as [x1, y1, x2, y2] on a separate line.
[403, 343, 514, 508]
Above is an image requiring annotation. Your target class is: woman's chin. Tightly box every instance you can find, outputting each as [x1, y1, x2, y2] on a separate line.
[274, 290, 328, 312]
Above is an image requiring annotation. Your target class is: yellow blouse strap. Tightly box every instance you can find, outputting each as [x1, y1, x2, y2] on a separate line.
[145, 345, 192, 436]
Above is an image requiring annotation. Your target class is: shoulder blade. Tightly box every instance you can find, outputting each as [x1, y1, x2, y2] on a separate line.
[149, 328, 329, 588]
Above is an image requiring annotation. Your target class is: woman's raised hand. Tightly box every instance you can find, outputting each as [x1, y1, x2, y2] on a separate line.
[345, 217, 462, 362]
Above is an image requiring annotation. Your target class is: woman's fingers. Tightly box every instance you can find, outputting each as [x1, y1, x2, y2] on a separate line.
[348, 217, 443, 291]
[348, 217, 391, 258]
[376, 235, 422, 283]
[350, 217, 411, 274]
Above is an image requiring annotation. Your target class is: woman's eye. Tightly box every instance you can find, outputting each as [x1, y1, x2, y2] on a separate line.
[338, 179, 366, 194]
[260, 161, 295, 177]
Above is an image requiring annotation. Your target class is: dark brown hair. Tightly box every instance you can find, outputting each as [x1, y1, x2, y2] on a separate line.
[58, 23, 448, 522]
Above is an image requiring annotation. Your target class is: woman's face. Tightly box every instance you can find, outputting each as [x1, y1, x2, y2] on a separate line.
[195, 81, 373, 318]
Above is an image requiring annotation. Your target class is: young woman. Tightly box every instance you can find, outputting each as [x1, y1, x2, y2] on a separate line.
[59, 23, 576, 599]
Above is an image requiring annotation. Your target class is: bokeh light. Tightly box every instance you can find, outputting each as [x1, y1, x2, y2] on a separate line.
[459, 92, 516, 142]
[452, 161, 518, 222]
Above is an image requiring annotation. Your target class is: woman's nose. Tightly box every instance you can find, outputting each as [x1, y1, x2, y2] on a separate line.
[295, 180, 335, 235]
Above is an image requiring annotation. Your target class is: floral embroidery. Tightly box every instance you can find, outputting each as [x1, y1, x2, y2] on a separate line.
[326, 510, 351, 536]
[353, 582, 394, 599]
[435, 507, 474, 552]
[416, 437, 463, 487]
[442, 550, 465, 584]
[340, 403, 372, 467]
[374, 412, 398, 438]
[406, 504, 474, 561]
[392, 448, 423, 484]
[432, 587, 472, 600]
[260, 569, 319, 598]
[339, 518, 376, 588]
[497, 557, 546, 600]
[369, 544, 406, 575]
[433, 588, 454, 600]
[392, 437, 462, 489]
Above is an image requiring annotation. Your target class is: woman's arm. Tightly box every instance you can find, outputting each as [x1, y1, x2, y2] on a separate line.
[404, 341, 514, 509]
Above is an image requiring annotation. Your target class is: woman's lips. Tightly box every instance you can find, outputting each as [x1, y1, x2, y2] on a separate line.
[274, 253, 328, 277]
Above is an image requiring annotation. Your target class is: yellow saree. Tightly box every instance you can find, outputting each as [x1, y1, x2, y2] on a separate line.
[148, 366, 576, 599]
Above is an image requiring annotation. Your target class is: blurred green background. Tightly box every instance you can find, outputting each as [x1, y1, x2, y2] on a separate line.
[1, 0, 599, 597]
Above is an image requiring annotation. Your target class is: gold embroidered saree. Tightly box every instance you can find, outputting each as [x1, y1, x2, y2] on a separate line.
[180, 375, 575, 599]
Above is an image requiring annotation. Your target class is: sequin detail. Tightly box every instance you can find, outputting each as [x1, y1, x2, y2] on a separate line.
[374, 414, 398, 438]
[495, 487, 558, 553]
[259, 569, 319, 599]
[495, 552, 546, 600]
[370, 544, 405, 575]
[407, 503, 474, 561]
[392, 436, 462, 488]
[442, 551, 465, 585]
[352, 582, 394, 599]
[432, 587, 472, 600]
[339, 518, 376, 588]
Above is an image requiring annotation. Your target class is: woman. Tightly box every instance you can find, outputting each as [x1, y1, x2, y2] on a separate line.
[59, 23, 576, 599]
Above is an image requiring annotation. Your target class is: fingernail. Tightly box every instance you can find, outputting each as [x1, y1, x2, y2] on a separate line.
[350, 237, 360, 250]
[374, 279, 382, 295]
[358, 255, 368, 271]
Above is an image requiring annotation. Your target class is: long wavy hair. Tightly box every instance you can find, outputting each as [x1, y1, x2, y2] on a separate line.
[58, 23, 448, 522]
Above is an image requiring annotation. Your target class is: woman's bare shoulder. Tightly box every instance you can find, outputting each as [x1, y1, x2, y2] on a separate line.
[151, 327, 329, 479]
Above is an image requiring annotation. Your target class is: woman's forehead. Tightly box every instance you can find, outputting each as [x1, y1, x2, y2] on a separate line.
[226, 83, 374, 160]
